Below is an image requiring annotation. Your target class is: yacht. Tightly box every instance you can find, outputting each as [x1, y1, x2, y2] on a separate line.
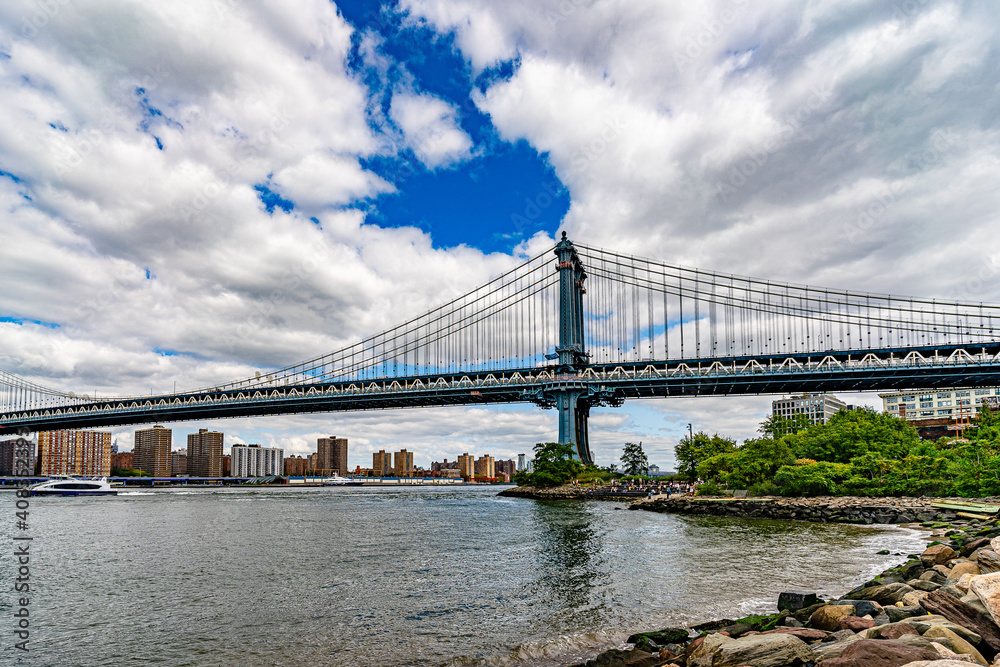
[322, 474, 364, 486]
[27, 476, 118, 496]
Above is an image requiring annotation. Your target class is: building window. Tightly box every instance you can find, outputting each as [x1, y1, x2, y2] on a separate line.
[887, 397, 898, 403]
[938, 401, 952, 407]
[937, 392, 952, 399]
[938, 409, 953, 415]
[920, 402, 933, 408]
[919, 394, 934, 401]
[920, 411, 934, 416]
[976, 389, 990, 395]
[955, 390, 971, 397]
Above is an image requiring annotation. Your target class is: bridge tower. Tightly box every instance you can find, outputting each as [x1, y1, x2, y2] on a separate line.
[523, 232, 620, 465]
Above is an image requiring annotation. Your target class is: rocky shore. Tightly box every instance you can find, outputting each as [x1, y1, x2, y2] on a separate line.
[630, 495, 974, 525]
[567, 504, 1000, 667]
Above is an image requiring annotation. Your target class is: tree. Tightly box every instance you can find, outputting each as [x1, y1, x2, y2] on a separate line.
[674, 431, 737, 481]
[621, 442, 649, 476]
[527, 441, 583, 487]
[783, 407, 918, 464]
[759, 413, 811, 438]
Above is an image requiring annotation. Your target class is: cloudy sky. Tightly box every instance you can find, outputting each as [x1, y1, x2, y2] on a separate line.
[2, 0, 999, 469]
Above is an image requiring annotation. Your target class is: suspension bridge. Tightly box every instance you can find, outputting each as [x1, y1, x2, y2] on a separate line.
[3, 233, 1000, 464]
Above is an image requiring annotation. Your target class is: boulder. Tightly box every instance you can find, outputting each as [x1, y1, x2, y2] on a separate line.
[711, 633, 816, 667]
[911, 579, 944, 592]
[904, 616, 983, 647]
[810, 604, 856, 631]
[834, 599, 884, 618]
[922, 570, 949, 584]
[760, 627, 829, 641]
[904, 590, 931, 607]
[868, 622, 921, 640]
[626, 627, 689, 648]
[924, 545, 960, 566]
[970, 572, 1000, 627]
[812, 631, 864, 660]
[686, 633, 732, 663]
[962, 538, 993, 558]
[924, 625, 989, 665]
[858, 583, 919, 605]
[960, 592, 991, 617]
[978, 549, 1000, 575]
[886, 605, 928, 623]
[819, 638, 944, 666]
[575, 648, 661, 667]
[920, 591, 1000, 651]
[779, 591, 820, 612]
[952, 562, 982, 580]
[838, 616, 877, 632]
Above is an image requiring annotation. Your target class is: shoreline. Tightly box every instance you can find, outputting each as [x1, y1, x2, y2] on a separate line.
[500, 487, 1000, 667]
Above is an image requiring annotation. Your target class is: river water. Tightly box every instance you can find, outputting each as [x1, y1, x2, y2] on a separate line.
[1, 486, 928, 667]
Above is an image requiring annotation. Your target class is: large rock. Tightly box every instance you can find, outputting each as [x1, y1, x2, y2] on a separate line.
[969, 571, 1000, 627]
[779, 591, 820, 611]
[819, 638, 944, 666]
[810, 604, 856, 631]
[759, 627, 829, 641]
[977, 549, 1000, 575]
[811, 631, 863, 660]
[962, 538, 993, 557]
[839, 616, 877, 632]
[886, 605, 928, 623]
[868, 622, 921, 640]
[960, 592, 991, 617]
[951, 562, 982, 580]
[924, 545, 960, 566]
[711, 633, 816, 667]
[920, 590, 1000, 651]
[574, 648, 661, 667]
[903, 615, 983, 646]
[626, 627, 689, 649]
[685, 633, 732, 663]
[834, 599, 884, 618]
[858, 583, 919, 605]
[923, 625, 988, 665]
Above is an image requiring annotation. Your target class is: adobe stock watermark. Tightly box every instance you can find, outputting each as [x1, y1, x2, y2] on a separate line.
[947, 257, 1000, 302]
[174, 107, 295, 224]
[12, 486, 34, 652]
[716, 81, 835, 202]
[843, 128, 959, 244]
[14, 0, 71, 41]
[672, 0, 751, 73]
[52, 63, 169, 177]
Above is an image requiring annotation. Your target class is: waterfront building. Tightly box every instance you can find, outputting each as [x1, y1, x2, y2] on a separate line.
[394, 449, 414, 477]
[474, 455, 495, 479]
[170, 448, 188, 476]
[308, 453, 319, 471]
[526, 459, 534, 473]
[373, 450, 392, 477]
[431, 458, 458, 472]
[222, 454, 231, 477]
[317, 436, 349, 476]
[39, 429, 113, 476]
[495, 459, 515, 478]
[879, 387, 1000, 421]
[771, 394, 847, 427]
[284, 455, 308, 476]
[187, 428, 223, 477]
[134, 426, 172, 477]
[0, 439, 35, 476]
[111, 451, 133, 471]
[457, 453, 475, 479]
[517, 453, 526, 471]
[230, 444, 284, 477]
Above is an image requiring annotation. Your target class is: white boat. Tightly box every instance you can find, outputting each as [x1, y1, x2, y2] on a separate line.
[27, 475, 118, 496]
[322, 474, 364, 487]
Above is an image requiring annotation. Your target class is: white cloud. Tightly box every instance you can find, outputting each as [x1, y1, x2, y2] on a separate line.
[389, 92, 473, 168]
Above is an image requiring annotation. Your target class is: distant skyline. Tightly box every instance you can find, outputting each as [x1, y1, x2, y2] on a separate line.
[3, 1, 1000, 470]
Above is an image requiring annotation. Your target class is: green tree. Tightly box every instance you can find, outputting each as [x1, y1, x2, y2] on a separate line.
[674, 432, 737, 481]
[526, 441, 584, 487]
[759, 413, 811, 438]
[621, 441, 649, 476]
[783, 407, 918, 464]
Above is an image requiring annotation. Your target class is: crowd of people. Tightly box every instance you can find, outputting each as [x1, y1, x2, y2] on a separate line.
[600, 478, 702, 497]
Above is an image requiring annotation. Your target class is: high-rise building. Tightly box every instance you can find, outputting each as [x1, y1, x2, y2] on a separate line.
[771, 394, 847, 430]
[230, 444, 284, 477]
[393, 449, 414, 477]
[517, 453, 526, 471]
[457, 453, 475, 479]
[495, 459, 516, 478]
[373, 450, 392, 477]
[0, 439, 34, 476]
[188, 428, 223, 477]
[880, 387, 1000, 422]
[111, 451, 133, 471]
[170, 448, 187, 476]
[474, 455, 495, 479]
[284, 455, 308, 476]
[317, 436, 348, 475]
[133, 426, 172, 477]
[38, 430, 112, 476]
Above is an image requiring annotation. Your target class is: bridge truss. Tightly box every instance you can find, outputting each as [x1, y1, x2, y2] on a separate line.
[4, 235, 1000, 464]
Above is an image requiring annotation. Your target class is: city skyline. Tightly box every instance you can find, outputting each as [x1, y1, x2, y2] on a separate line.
[3, 1, 1000, 469]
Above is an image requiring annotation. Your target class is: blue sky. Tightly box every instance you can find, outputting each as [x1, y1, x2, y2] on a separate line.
[2, 0, 1000, 467]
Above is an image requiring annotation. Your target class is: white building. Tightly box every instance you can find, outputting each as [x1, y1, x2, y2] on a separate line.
[517, 453, 526, 471]
[230, 444, 284, 477]
[771, 394, 847, 426]
[879, 388, 1000, 421]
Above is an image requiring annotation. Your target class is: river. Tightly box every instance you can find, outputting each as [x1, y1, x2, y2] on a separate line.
[0, 485, 929, 666]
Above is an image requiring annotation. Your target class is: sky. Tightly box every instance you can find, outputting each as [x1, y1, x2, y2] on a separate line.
[2, 0, 1000, 470]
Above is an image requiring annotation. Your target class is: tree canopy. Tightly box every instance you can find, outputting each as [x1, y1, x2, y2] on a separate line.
[621, 442, 649, 476]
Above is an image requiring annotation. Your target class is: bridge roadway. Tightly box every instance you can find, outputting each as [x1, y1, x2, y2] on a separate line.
[3, 342, 1000, 434]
